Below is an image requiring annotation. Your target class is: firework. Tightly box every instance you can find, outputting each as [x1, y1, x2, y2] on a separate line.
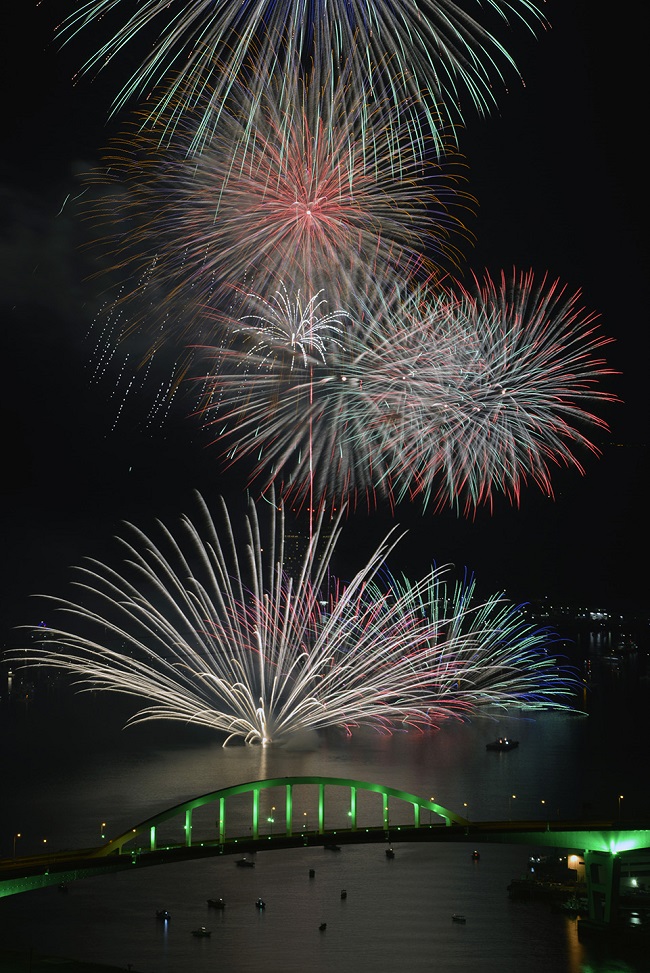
[82, 59, 470, 336]
[199, 271, 616, 514]
[199, 278, 457, 511]
[55, 0, 544, 155]
[386, 568, 577, 709]
[232, 285, 346, 371]
[9, 494, 578, 745]
[413, 270, 619, 513]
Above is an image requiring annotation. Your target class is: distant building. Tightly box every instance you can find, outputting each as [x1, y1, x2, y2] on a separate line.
[283, 509, 337, 584]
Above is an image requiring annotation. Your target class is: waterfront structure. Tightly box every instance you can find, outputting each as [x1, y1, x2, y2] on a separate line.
[1, 774, 648, 936]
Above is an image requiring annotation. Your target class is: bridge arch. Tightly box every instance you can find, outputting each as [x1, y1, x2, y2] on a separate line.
[2, 775, 649, 925]
[100, 776, 468, 856]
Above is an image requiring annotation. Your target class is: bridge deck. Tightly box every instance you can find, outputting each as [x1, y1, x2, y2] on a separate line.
[2, 775, 648, 927]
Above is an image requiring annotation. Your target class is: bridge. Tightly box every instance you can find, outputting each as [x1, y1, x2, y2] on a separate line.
[2, 775, 649, 932]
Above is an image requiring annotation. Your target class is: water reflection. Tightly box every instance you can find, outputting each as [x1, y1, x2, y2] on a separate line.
[1, 650, 649, 973]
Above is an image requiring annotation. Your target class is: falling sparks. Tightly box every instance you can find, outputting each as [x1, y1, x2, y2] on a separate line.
[10, 494, 580, 746]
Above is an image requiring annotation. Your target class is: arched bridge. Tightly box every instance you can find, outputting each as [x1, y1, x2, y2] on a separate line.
[2, 775, 649, 927]
[103, 775, 469, 854]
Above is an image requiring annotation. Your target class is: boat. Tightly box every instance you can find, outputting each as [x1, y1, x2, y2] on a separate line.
[207, 898, 225, 909]
[340, 889, 347, 900]
[508, 878, 587, 902]
[452, 914, 466, 923]
[486, 737, 519, 752]
[385, 847, 395, 859]
[601, 654, 621, 667]
[324, 843, 341, 851]
[555, 895, 588, 916]
[156, 910, 171, 921]
[236, 857, 255, 867]
[255, 898, 266, 909]
[309, 868, 316, 878]
[191, 927, 211, 937]
[614, 635, 638, 655]
[319, 922, 327, 931]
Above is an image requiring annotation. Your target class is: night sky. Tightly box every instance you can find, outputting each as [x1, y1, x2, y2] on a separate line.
[1, 1, 647, 651]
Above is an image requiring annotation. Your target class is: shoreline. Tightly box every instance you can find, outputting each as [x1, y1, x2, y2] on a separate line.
[0, 950, 147, 973]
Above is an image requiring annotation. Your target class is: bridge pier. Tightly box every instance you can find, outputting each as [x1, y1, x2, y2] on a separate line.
[583, 850, 621, 925]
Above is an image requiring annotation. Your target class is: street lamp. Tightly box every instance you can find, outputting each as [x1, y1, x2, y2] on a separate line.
[509, 794, 517, 820]
[303, 812, 308, 832]
[267, 806, 275, 835]
[618, 794, 624, 818]
[13, 833, 21, 858]
[540, 799, 547, 826]
[101, 822, 106, 839]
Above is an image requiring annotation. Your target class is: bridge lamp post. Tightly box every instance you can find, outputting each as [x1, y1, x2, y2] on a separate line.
[429, 797, 435, 826]
[618, 794, 624, 819]
[13, 833, 21, 858]
[101, 822, 106, 840]
[303, 812, 308, 832]
[267, 807, 276, 835]
[509, 794, 517, 820]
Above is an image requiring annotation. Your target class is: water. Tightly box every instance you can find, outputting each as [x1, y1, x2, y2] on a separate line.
[1, 651, 649, 973]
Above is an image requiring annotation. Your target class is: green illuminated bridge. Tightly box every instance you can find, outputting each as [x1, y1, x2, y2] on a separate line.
[2, 776, 648, 928]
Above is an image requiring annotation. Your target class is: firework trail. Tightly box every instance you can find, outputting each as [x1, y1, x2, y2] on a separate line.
[55, 0, 544, 155]
[198, 271, 616, 514]
[9, 494, 578, 745]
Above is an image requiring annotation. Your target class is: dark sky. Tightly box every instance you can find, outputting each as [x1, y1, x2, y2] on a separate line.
[1, 1, 647, 649]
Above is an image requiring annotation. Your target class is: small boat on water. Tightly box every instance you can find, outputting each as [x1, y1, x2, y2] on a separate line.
[555, 895, 588, 916]
[385, 847, 395, 859]
[471, 850, 480, 861]
[486, 737, 519, 752]
[255, 898, 266, 910]
[340, 889, 347, 900]
[452, 914, 467, 923]
[236, 857, 255, 868]
[156, 910, 171, 921]
[319, 922, 327, 931]
[207, 898, 225, 909]
[324, 843, 341, 851]
[191, 927, 211, 938]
